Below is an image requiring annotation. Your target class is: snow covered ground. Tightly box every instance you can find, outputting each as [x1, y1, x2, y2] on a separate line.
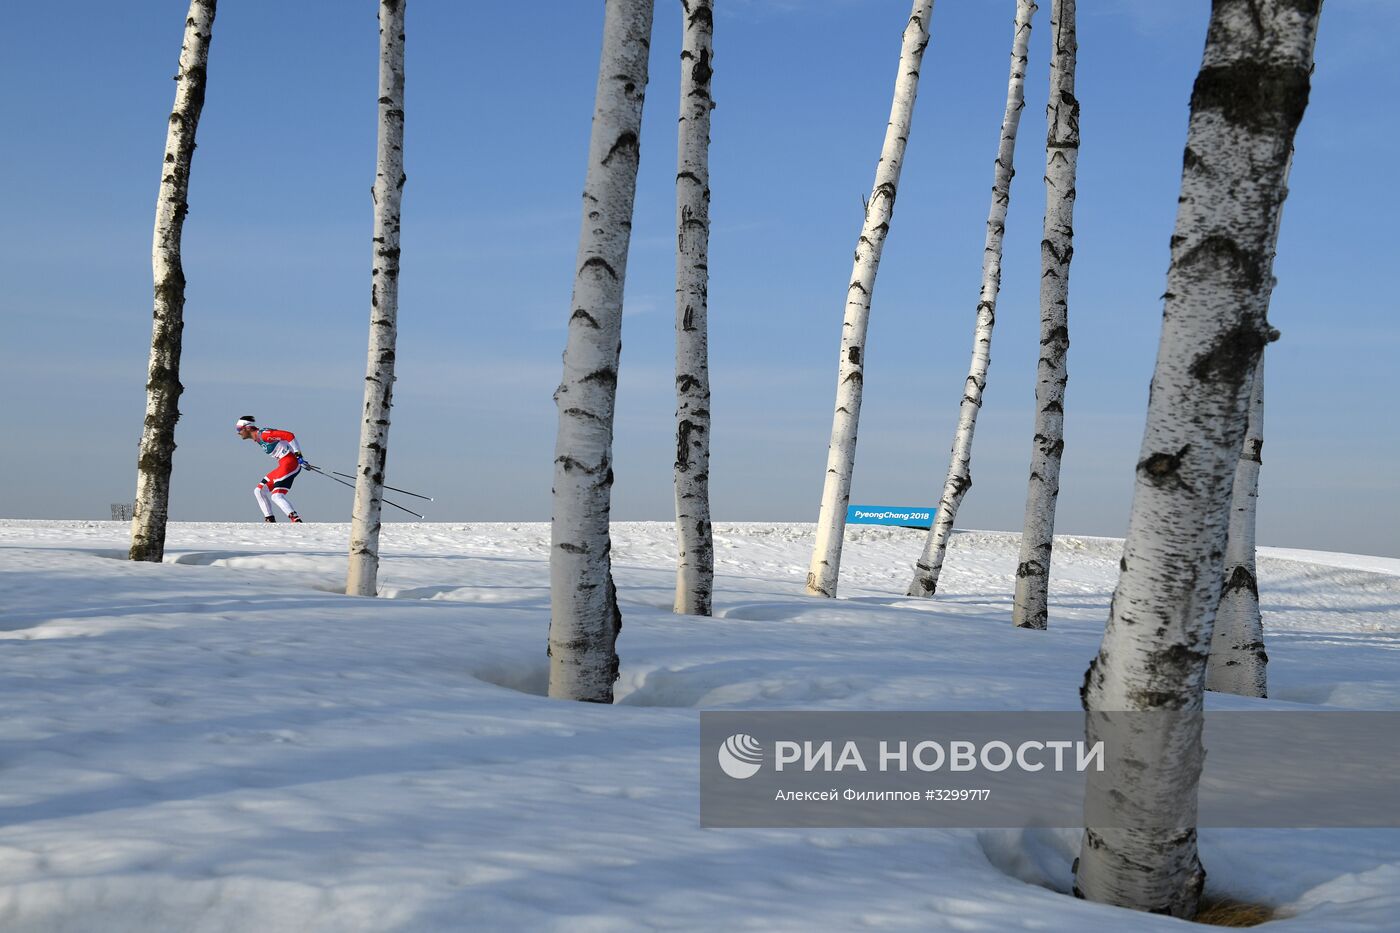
[1, 520, 1397, 931]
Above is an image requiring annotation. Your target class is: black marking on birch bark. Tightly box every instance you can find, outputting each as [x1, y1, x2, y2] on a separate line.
[1081, 651, 1107, 707]
[563, 407, 604, 424]
[558, 542, 588, 554]
[686, 3, 715, 29]
[1182, 146, 1208, 174]
[145, 359, 184, 397]
[556, 456, 603, 475]
[848, 346, 861, 365]
[570, 309, 601, 329]
[1178, 235, 1269, 291]
[1220, 564, 1259, 597]
[691, 48, 713, 89]
[843, 371, 862, 386]
[1137, 445, 1190, 488]
[848, 282, 868, 296]
[579, 256, 619, 280]
[676, 374, 701, 393]
[1189, 321, 1266, 389]
[681, 306, 696, 331]
[1243, 437, 1263, 463]
[1038, 436, 1064, 457]
[601, 130, 640, 167]
[676, 420, 696, 471]
[1130, 644, 1209, 710]
[1042, 241, 1073, 265]
[1016, 560, 1045, 579]
[1190, 61, 1312, 136]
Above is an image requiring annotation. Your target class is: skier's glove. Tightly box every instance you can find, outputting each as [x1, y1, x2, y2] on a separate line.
[298, 455, 311, 468]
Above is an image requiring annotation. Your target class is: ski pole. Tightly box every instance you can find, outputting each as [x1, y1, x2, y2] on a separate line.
[323, 467, 433, 501]
[306, 465, 426, 519]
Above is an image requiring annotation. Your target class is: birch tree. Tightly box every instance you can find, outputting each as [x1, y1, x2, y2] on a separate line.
[1208, 146, 1291, 698]
[907, 0, 1036, 599]
[548, 0, 654, 703]
[347, 0, 407, 598]
[1074, 0, 1321, 918]
[1205, 351, 1271, 697]
[129, 0, 217, 563]
[1011, 0, 1080, 628]
[807, 0, 934, 598]
[673, 0, 715, 617]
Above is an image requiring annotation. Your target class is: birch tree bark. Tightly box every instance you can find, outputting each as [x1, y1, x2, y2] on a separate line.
[1206, 352, 1270, 696]
[907, 0, 1036, 599]
[807, 0, 934, 598]
[673, 0, 715, 617]
[1208, 144, 1291, 697]
[548, 0, 654, 703]
[1011, 0, 1079, 628]
[129, 0, 216, 563]
[347, 0, 407, 598]
[1074, 0, 1321, 918]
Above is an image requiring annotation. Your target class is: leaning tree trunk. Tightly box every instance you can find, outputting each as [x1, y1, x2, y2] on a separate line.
[347, 0, 407, 598]
[907, 0, 1036, 599]
[129, 0, 217, 563]
[1207, 142, 1292, 697]
[1206, 352, 1270, 696]
[548, 0, 654, 703]
[1074, 0, 1321, 919]
[1011, 0, 1080, 628]
[673, 0, 715, 617]
[806, 0, 934, 598]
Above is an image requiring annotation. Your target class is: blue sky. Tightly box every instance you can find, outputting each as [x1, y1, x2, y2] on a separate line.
[2, 0, 1396, 557]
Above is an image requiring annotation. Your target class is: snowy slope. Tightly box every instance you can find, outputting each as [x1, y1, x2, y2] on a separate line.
[1, 520, 1397, 931]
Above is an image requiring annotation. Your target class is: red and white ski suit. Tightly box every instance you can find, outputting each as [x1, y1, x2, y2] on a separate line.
[251, 428, 303, 519]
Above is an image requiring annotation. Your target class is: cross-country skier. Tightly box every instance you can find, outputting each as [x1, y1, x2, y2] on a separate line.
[235, 415, 308, 523]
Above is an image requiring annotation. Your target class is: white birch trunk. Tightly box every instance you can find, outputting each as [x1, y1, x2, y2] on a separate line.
[673, 0, 715, 617]
[1207, 143, 1291, 698]
[347, 0, 407, 598]
[807, 0, 934, 598]
[908, 0, 1036, 599]
[129, 0, 216, 563]
[1206, 354, 1268, 696]
[548, 0, 654, 703]
[1074, 0, 1321, 918]
[1011, 0, 1079, 628]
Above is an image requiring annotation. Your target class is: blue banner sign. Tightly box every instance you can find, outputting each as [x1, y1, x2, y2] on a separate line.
[846, 505, 935, 528]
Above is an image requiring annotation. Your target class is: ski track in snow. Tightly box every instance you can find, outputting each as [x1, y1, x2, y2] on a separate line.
[0, 520, 1397, 931]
